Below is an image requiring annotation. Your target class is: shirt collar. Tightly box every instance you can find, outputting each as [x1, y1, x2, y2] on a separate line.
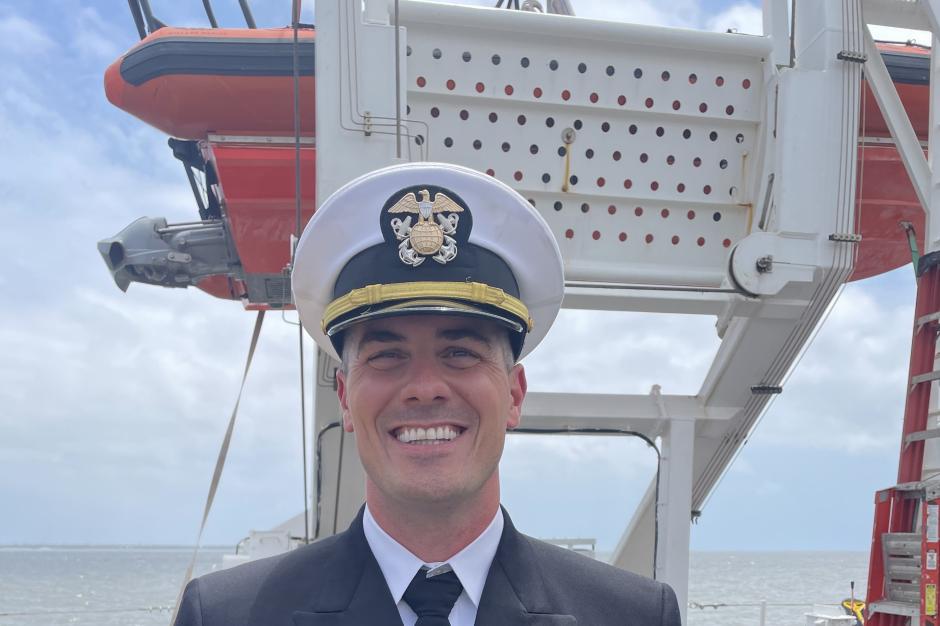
[362, 504, 504, 608]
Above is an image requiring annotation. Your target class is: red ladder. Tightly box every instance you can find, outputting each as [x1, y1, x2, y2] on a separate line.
[867, 254, 940, 625]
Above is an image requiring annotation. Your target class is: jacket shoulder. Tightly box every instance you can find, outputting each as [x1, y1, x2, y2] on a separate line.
[523, 536, 681, 625]
[174, 533, 347, 626]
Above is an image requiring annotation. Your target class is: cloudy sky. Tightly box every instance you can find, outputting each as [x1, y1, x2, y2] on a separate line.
[0, 0, 927, 555]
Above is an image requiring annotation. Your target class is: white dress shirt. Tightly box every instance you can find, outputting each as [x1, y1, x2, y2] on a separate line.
[362, 505, 504, 626]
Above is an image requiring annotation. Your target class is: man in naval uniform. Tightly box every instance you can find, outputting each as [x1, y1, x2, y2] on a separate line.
[174, 163, 682, 626]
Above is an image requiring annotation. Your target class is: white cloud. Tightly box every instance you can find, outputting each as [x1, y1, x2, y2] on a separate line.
[0, 13, 54, 55]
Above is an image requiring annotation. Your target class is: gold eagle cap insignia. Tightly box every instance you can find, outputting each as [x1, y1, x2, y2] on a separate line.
[387, 189, 464, 215]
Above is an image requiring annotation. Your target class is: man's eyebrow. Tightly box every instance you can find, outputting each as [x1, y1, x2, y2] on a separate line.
[438, 328, 492, 345]
[356, 329, 406, 355]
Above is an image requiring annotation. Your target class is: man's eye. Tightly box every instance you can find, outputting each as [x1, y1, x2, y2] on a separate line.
[443, 347, 481, 366]
[366, 351, 406, 369]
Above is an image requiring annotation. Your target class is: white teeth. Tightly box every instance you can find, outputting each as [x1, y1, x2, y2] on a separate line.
[395, 426, 461, 444]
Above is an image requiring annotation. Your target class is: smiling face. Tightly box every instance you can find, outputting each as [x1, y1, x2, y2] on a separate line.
[336, 315, 526, 513]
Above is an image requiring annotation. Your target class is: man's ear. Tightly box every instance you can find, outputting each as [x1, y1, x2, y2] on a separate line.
[336, 368, 355, 433]
[506, 363, 527, 430]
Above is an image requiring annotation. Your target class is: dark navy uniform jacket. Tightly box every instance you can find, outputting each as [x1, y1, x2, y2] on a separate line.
[175, 508, 682, 626]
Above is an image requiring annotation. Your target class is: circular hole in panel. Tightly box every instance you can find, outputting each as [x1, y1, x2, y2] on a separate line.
[697, 237, 705, 246]
[703, 185, 712, 194]
[486, 168, 494, 176]
[639, 153, 649, 163]
[613, 151, 622, 161]
[635, 207, 644, 216]
[590, 92, 599, 103]
[651, 181, 659, 191]
[543, 173, 552, 183]
[585, 148, 594, 158]
[517, 114, 527, 125]
[606, 65, 615, 76]
[462, 51, 471, 62]
[725, 105, 734, 115]
[578, 62, 587, 73]
[505, 85, 515, 95]
[592, 230, 601, 240]
[742, 78, 751, 89]
[629, 124, 638, 135]
[661, 70, 671, 81]
[687, 210, 696, 220]
[661, 209, 670, 218]
[645, 97, 654, 108]
[459, 109, 469, 120]
[533, 87, 543, 98]
[514, 171, 523, 181]
[492, 54, 501, 65]
[489, 112, 499, 122]
[656, 126, 665, 137]
[618, 95, 626, 105]
[417, 76, 426, 87]
[415, 134, 424, 145]
[619, 232, 627, 241]
[689, 73, 697, 84]
[645, 233, 654, 244]
[672, 100, 681, 110]
[666, 155, 675, 165]
[597, 177, 606, 187]
[677, 183, 685, 193]
[572, 120, 583, 131]
[557, 146, 566, 156]
[672, 235, 680, 245]
[683, 129, 691, 139]
[693, 157, 702, 167]
[723, 238, 732, 248]
[553, 201, 563, 211]
[634, 68, 643, 78]
[736, 133, 745, 143]
[624, 179, 633, 189]
[729, 186, 738, 196]
[713, 212, 722, 222]
[601, 121, 610, 132]
[709, 131, 718, 141]
[608, 205, 617, 215]
[501, 142, 511, 152]
[719, 159, 728, 169]
[431, 107, 440, 117]
[550, 59, 559, 70]
[473, 139, 482, 150]
[444, 137, 454, 147]
[565, 228, 574, 239]
[446, 79, 456, 90]
[406, 105, 411, 115]
[569, 175, 579, 185]
[716, 76, 725, 86]
[475, 82, 485, 93]
[699, 102, 708, 113]
[562, 90, 571, 101]
[407, 45, 412, 56]
[433, 48, 442, 59]
[521, 57, 530, 68]
[581, 203, 590, 213]
[529, 144, 539, 154]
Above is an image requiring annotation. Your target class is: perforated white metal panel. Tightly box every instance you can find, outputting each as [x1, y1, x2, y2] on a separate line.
[401, 3, 769, 287]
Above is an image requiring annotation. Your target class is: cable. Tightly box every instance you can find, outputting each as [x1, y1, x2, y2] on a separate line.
[510, 427, 662, 579]
[238, 0, 257, 28]
[202, 0, 219, 28]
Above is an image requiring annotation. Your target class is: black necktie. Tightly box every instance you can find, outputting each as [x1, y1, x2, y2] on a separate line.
[403, 567, 464, 626]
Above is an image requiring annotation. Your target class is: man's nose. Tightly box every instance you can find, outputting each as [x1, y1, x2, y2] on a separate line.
[399, 356, 450, 404]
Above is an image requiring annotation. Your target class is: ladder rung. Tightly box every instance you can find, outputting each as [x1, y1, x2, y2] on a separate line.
[917, 311, 940, 328]
[869, 600, 920, 618]
[906, 428, 940, 443]
[911, 370, 940, 386]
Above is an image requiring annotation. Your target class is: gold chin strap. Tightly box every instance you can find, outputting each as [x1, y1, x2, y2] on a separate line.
[321, 281, 533, 332]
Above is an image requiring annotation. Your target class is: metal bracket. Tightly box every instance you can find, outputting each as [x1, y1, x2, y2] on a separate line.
[750, 384, 783, 395]
[837, 50, 867, 63]
[828, 233, 862, 243]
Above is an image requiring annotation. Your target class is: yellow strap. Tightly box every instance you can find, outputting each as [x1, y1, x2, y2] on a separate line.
[322, 281, 532, 331]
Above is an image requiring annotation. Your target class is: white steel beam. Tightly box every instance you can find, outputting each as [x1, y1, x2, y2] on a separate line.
[863, 0, 932, 30]
[926, 0, 940, 252]
[521, 391, 737, 425]
[863, 25, 930, 211]
[763, 0, 791, 67]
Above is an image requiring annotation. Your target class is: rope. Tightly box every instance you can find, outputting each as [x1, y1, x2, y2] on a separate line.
[169, 311, 265, 625]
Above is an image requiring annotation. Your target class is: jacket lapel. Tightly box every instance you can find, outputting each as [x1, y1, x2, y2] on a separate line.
[475, 510, 577, 625]
[248, 507, 403, 626]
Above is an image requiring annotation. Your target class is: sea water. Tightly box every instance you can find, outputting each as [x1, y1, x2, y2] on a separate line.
[0, 547, 868, 626]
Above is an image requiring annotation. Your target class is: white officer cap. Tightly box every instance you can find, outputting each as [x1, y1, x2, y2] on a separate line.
[292, 162, 564, 361]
